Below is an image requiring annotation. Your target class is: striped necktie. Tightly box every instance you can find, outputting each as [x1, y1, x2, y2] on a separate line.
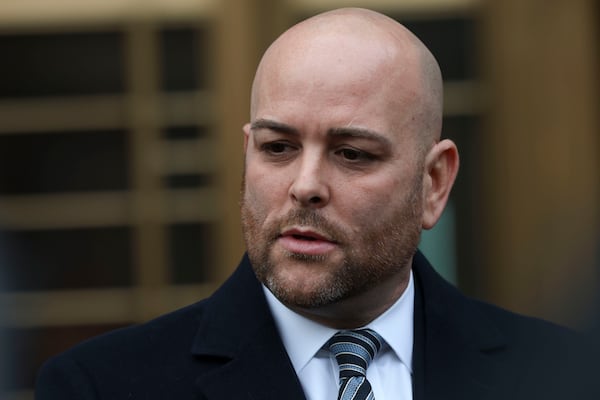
[328, 329, 383, 400]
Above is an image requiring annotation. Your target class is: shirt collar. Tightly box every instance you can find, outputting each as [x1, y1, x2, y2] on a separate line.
[263, 270, 414, 374]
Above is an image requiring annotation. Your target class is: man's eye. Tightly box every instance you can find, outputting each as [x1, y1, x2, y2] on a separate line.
[340, 148, 361, 160]
[337, 148, 374, 162]
[261, 142, 294, 155]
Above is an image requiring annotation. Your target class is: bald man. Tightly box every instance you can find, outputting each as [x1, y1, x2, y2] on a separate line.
[36, 8, 596, 400]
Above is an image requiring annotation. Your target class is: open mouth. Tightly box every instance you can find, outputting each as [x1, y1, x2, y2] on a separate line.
[292, 234, 318, 241]
[283, 229, 331, 242]
[278, 228, 337, 255]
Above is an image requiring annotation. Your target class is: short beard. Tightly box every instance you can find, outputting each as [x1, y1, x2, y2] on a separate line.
[240, 173, 423, 310]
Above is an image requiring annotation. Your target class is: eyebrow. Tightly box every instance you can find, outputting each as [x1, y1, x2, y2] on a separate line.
[250, 118, 392, 147]
[328, 126, 392, 148]
[250, 119, 299, 135]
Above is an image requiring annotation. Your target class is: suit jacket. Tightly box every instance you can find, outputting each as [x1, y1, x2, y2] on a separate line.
[35, 251, 597, 399]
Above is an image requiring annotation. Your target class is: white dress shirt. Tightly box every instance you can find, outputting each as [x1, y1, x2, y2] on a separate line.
[263, 271, 414, 400]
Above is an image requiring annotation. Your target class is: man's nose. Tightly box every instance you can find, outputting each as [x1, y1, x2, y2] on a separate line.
[288, 154, 330, 208]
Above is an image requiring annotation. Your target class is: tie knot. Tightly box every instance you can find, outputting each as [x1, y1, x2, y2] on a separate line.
[328, 329, 383, 378]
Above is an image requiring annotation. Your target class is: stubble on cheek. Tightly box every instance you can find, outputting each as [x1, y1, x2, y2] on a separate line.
[240, 190, 355, 308]
[239, 170, 424, 311]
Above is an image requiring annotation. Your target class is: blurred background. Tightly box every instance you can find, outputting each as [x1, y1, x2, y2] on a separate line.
[0, 0, 598, 398]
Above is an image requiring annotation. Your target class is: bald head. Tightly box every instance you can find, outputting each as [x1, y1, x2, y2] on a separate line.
[242, 9, 459, 326]
[250, 8, 444, 149]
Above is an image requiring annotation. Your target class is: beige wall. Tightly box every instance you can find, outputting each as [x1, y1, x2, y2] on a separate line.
[479, 0, 599, 327]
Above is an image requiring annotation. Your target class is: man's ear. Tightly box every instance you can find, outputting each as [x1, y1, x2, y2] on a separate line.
[421, 139, 459, 229]
[243, 123, 251, 152]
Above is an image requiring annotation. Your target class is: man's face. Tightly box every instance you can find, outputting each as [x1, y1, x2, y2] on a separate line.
[241, 32, 426, 313]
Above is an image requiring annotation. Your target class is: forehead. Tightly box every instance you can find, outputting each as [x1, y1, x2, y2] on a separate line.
[252, 33, 422, 140]
[258, 30, 404, 96]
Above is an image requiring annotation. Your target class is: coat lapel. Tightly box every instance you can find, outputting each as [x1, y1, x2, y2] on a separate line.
[194, 323, 306, 400]
[190, 251, 518, 400]
[191, 255, 305, 400]
[412, 251, 513, 400]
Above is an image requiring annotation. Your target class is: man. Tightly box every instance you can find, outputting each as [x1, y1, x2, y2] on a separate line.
[36, 8, 595, 400]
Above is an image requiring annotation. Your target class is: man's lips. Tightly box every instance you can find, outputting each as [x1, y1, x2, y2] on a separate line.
[281, 228, 334, 242]
[277, 227, 338, 255]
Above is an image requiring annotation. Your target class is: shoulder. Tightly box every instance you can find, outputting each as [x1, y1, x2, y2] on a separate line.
[71, 298, 208, 359]
[36, 257, 264, 399]
[472, 298, 585, 354]
[476, 299, 599, 398]
[414, 250, 583, 347]
[413, 251, 599, 398]
[462, 290, 599, 398]
[36, 299, 210, 399]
